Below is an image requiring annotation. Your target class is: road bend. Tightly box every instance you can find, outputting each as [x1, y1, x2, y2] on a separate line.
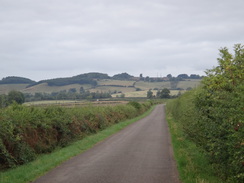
[33, 104, 180, 183]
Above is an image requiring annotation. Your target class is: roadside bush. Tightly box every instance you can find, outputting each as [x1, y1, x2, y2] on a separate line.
[167, 44, 244, 183]
[0, 101, 153, 169]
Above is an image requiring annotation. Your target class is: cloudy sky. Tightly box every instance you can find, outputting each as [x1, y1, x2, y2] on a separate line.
[0, 0, 243, 81]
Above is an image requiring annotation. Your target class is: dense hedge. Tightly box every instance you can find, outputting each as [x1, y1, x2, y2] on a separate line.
[167, 44, 244, 183]
[0, 101, 153, 169]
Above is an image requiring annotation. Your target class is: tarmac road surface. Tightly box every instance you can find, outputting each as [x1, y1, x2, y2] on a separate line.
[33, 104, 180, 183]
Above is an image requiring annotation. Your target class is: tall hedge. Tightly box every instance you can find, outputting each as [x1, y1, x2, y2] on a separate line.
[167, 44, 244, 182]
[0, 101, 152, 169]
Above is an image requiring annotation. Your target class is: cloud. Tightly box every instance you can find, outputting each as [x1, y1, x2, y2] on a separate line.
[0, 0, 244, 81]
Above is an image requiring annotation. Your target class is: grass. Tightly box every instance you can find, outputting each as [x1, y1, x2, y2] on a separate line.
[112, 89, 185, 98]
[89, 86, 136, 93]
[0, 84, 29, 94]
[135, 81, 171, 90]
[24, 100, 128, 107]
[97, 79, 135, 86]
[166, 114, 222, 183]
[22, 83, 92, 94]
[0, 106, 155, 183]
[134, 80, 202, 91]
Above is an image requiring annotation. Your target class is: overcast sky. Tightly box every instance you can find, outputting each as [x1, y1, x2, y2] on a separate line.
[0, 0, 243, 81]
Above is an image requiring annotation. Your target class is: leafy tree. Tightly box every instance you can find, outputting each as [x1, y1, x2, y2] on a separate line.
[112, 72, 134, 80]
[167, 74, 172, 79]
[8, 91, 25, 104]
[160, 88, 170, 98]
[189, 74, 201, 79]
[80, 87, 85, 93]
[147, 89, 153, 98]
[177, 74, 189, 79]
[69, 88, 77, 93]
[145, 76, 150, 82]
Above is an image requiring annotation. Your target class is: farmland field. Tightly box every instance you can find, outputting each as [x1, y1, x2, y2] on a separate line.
[114, 90, 185, 98]
[97, 79, 135, 86]
[24, 99, 128, 107]
[89, 86, 136, 93]
[135, 81, 171, 90]
[0, 79, 202, 99]
[176, 79, 202, 89]
[21, 83, 92, 94]
[0, 84, 29, 94]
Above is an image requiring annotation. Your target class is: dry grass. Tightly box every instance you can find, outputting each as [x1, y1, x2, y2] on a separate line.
[0, 84, 29, 94]
[22, 83, 92, 94]
[135, 81, 171, 90]
[177, 79, 202, 89]
[112, 90, 186, 98]
[89, 86, 136, 93]
[97, 79, 135, 86]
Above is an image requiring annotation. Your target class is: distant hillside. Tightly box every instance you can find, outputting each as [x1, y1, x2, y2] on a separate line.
[28, 72, 110, 87]
[0, 72, 203, 97]
[112, 73, 134, 80]
[0, 76, 35, 85]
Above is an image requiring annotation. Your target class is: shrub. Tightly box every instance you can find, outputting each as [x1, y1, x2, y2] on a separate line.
[167, 44, 244, 182]
[0, 101, 153, 169]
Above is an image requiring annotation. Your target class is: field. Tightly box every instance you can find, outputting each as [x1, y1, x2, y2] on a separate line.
[112, 90, 184, 98]
[97, 79, 135, 87]
[0, 79, 202, 98]
[0, 84, 29, 94]
[89, 86, 136, 94]
[134, 81, 171, 90]
[24, 100, 128, 107]
[21, 83, 92, 94]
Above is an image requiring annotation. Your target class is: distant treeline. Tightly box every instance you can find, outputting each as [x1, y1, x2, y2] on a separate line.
[24, 90, 112, 102]
[0, 72, 203, 87]
[0, 76, 35, 85]
[0, 89, 112, 107]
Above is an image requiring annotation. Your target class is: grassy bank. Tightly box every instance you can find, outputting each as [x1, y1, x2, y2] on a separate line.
[166, 112, 222, 183]
[0, 105, 155, 183]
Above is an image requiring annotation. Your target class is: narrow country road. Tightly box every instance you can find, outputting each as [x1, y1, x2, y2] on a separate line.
[33, 104, 180, 183]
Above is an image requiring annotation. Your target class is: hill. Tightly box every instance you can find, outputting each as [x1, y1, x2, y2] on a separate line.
[0, 76, 35, 85]
[0, 72, 202, 98]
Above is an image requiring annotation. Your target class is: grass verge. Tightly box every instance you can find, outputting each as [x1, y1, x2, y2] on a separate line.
[0, 106, 155, 183]
[166, 114, 222, 183]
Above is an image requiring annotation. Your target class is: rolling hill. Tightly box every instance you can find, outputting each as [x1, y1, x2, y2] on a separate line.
[0, 72, 202, 97]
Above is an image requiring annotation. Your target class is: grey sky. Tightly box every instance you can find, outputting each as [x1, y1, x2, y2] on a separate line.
[1, 0, 243, 81]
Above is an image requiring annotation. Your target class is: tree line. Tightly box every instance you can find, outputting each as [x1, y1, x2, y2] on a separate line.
[0, 88, 112, 107]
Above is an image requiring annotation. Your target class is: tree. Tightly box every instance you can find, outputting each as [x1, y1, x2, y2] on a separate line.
[69, 88, 77, 93]
[80, 87, 85, 93]
[147, 89, 153, 98]
[8, 90, 25, 104]
[145, 76, 150, 82]
[160, 88, 170, 98]
[167, 74, 172, 79]
[177, 74, 189, 79]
